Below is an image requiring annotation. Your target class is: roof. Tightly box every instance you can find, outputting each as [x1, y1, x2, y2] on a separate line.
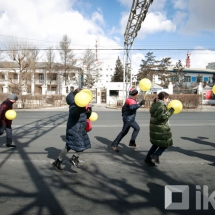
[0, 61, 82, 70]
[167, 67, 215, 74]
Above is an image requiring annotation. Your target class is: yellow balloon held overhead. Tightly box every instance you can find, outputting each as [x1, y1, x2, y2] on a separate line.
[212, 85, 215, 94]
[167, 100, 183, 114]
[81, 89, 93, 101]
[139, 78, 152, 91]
[74, 92, 91, 107]
[89, 112, 98, 122]
[5, 110, 17, 120]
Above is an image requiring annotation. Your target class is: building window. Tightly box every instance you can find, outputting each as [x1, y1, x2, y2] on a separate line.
[191, 77, 197, 82]
[51, 75, 57, 80]
[51, 87, 56, 91]
[39, 74, 44, 83]
[14, 74, 18, 79]
[109, 90, 119, 96]
[184, 76, 191, 82]
[1, 74, 4, 79]
[203, 77, 209, 82]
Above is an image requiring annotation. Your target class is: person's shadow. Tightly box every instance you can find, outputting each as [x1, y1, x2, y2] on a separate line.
[181, 136, 215, 148]
[44, 135, 78, 173]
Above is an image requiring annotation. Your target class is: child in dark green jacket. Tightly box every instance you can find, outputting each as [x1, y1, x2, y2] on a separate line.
[145, 92, 174, 166]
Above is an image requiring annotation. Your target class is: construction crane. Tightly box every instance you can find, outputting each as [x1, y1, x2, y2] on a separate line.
[123, 0, 153, 100]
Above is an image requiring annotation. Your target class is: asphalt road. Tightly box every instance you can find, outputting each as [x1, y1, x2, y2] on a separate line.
[0, 108, 215, 215]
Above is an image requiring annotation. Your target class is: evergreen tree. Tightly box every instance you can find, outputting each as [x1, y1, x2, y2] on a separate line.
[157, 57, 172, 88]
[111, 56, 124, 82]
[172, 60, 186, 92]
[137, 52, 158, 82]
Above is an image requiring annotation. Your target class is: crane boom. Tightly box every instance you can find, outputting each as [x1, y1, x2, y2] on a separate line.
[123, 0, 153, 101]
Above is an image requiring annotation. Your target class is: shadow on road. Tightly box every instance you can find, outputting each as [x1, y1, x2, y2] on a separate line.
[0, 116, 214, 214]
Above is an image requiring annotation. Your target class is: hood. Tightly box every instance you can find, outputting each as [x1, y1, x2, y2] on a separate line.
[66, 92, 75, 105]
[150, 100, 165, 115]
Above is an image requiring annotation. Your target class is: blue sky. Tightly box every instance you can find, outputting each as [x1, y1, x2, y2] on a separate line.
[0, 0, 215, 72]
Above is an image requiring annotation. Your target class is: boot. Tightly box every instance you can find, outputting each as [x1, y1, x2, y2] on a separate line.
[68, 155, 79, 168]
[144, 157, 156, 166]
[52, 158, 63, 172]
[129, 140, 137, 147]
[150, 154, 160, 164]
[6, 142, 16, 148]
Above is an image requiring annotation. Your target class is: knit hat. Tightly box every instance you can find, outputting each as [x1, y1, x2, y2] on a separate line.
[8, 93, 18, 101]
[129, 88, 138, 96]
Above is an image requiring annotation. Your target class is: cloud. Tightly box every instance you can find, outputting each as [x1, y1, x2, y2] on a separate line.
[171, 0, 187, 10]
[189, 49, 215, 68]
[132, 52, 145, 74]
[116, 0, 132, 8]
[140, 12, 176, 36]
[179, 0, 215, 33]
[91, 11, 105, 26]
[120, 11, 176, 38]
[149, 0, 167, 11]
[0, 0, 122, 64]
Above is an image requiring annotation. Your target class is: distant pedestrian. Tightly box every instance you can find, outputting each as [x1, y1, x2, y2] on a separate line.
[0, 93, 18, 148]
[52, 88, 92, 172]
[111, 88, 145, 152]
[145, 92, 174, 166]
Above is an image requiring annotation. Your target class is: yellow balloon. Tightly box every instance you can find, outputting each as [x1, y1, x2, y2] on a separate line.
[81, 89, 93, 101]
[167, 100, 183, 114]
[212, 85, 215, 94]
[5, 110, 17, 120]
[89, 112, 98, 122]
[139, 78, 152, 91]
[74, 92, 91, 107]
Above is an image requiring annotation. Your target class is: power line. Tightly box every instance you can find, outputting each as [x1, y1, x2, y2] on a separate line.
[1, 48, 215, 51]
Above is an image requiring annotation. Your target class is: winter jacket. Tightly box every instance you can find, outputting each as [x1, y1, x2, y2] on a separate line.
[149, 100, 174, 147]
[0, 99, 13, 125]
[65, 92, 91, 152]
[122, 97, 141, 122]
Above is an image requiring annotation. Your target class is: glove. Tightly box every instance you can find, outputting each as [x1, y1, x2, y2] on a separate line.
[139, 100, 145, 106]
[169, 107, 175, 113]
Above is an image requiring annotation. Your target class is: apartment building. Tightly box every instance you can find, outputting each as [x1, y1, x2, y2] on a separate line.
[0, 61, 82, 95]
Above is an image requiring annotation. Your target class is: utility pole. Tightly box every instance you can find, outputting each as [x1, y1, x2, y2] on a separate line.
[123, 0, 153, 102]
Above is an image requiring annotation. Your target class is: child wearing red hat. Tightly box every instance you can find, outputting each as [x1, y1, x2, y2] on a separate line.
[111, 88, 145, 152]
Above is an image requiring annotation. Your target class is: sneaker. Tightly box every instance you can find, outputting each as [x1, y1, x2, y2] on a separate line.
[144, 158, 156, 166]
[129, 142, 137, 147]
[68, 155, 79, 168]
[6, 143, 16, 148]
[111, 143, 119, 152]
[150, 154, 160, 164]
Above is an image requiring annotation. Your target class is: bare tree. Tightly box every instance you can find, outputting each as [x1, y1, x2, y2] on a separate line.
[5, 39, 31, 95]
[58, 35, 77, 86]
[27, 48, 40, 95]
[44, 47, 56, 93]
[81, 49, 101, 88]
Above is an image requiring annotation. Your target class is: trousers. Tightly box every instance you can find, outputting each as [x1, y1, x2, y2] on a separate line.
[0, 123, 12, 144]
[146, 144, 167, 160]
[112, 120, 140, 146]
